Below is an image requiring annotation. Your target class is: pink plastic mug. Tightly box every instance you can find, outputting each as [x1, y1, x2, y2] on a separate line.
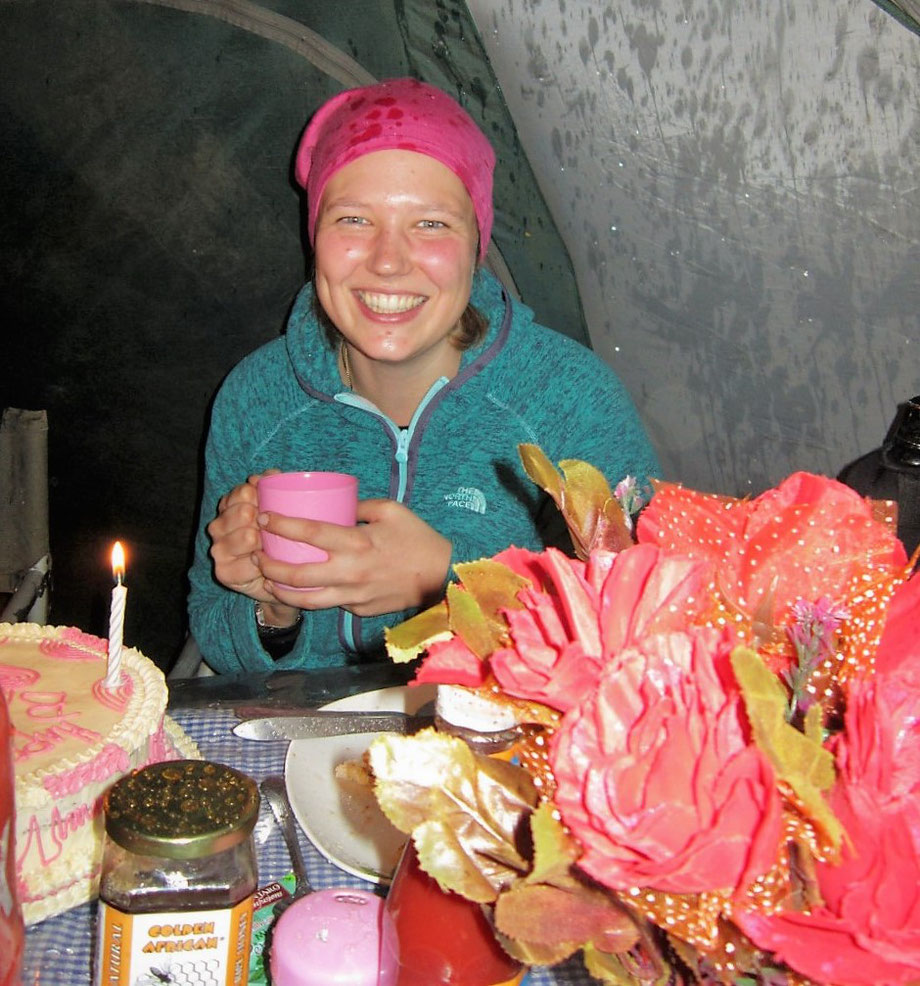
[258, 472, 358, 572]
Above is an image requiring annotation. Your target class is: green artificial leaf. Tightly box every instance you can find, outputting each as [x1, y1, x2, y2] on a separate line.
[730, 646, 843, 850]
[384, 600, 450, 663]
[488, 802, 640, 967]
[496, 928, 578, 968]
[369, 730, 539, 902]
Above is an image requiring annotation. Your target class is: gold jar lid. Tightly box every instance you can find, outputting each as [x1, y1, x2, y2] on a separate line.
[103, 760, 259, 860]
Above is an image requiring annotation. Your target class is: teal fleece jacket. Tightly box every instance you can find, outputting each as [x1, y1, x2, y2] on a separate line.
[188, 269, 660, 672]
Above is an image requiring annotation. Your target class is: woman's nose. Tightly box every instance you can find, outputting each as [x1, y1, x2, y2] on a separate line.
[367, 227, 411, 276]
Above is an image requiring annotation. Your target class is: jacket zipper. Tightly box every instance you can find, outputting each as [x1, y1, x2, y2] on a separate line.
[334, 377, 449, 651]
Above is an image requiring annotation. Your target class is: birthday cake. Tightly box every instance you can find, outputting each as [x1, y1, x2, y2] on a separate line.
[0, 622, 199, 925]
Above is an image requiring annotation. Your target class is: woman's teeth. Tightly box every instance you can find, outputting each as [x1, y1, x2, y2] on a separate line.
[357, 291, 426, 314]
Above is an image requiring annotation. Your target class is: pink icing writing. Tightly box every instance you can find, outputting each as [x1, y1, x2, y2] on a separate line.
[43, 742, 131, 798]
[17, 863, 101, 906]
[16, 689, 79, 721]
[16, 799, 97, 869]
[13, 719, 102, 763]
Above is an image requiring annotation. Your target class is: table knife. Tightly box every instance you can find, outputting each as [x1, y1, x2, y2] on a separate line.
[233, 709, 435, 741]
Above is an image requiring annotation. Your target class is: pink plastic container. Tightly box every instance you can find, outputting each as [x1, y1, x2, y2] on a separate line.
[270, 888, 399, 986]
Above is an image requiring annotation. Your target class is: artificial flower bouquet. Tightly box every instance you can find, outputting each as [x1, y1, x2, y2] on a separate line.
[368, 445, 920, 986]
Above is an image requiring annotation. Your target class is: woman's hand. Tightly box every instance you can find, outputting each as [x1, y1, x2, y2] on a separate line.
[256, 498, 452, 617]
[207, 471, 300, 627]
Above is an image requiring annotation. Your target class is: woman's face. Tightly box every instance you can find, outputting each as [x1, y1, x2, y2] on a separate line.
[314, 149, 479, 373]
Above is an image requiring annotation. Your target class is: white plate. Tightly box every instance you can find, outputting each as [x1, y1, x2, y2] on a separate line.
[284, 683, 436, 884]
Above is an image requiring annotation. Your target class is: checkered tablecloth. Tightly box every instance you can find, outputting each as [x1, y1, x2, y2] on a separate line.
[22, 706, 596, 985]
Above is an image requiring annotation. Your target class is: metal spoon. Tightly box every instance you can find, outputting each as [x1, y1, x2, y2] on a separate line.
[260, 774, 313, 900]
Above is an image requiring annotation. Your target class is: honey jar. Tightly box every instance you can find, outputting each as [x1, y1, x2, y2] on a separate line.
[95, 759, 258, 986]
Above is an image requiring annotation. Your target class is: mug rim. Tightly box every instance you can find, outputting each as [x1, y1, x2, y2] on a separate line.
[257, 471, 358, 493]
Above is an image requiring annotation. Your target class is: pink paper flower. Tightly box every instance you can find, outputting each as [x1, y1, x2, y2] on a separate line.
[414, 634, 488, 688]
[835, 574, 920, 806]
[551, 627, 782, 895]
[734, 575, 920, 986]
[489, 544, 711, 713]
[735, 779, 920, 986]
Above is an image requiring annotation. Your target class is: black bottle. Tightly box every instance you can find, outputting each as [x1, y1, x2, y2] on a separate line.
[838, 395, 920, 557]
[884, 395, 920, 468]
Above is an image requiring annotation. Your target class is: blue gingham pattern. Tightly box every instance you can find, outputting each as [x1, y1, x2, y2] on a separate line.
[22, 707, 596, 985]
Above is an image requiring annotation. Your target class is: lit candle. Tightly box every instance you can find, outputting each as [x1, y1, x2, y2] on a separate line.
[105, 541, 127, 689]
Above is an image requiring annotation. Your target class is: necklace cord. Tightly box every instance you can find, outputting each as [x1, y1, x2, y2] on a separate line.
[340, 342, 353, 389]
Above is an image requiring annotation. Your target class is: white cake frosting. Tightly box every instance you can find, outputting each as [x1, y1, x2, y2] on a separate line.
[0, 622, 199, 925]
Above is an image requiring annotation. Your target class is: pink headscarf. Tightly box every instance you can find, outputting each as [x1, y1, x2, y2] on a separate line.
[294, 78, 495, 263]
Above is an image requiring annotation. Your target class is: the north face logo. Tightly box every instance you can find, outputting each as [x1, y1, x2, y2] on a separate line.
[444, 486, 487, 514]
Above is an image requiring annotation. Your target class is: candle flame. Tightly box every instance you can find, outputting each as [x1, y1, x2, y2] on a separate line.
[111, 541, 126, 584]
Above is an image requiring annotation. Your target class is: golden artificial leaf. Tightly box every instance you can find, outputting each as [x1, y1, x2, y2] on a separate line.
[526, 800, 582, 887]
[494, 883, 639, 965]
[446, 581, 505, 659]
[730, 646, 843, 850]
[452, 558, 530, 625]
[583, 944, 672, 986]
[559, 459, 633, 555]
[369, 730, 539, 903]
[556, 459, 610, 550]
[518, 444, 633, 559]
[518, 443, 564, 501]
[803, 702, 824, 746]
[384, 600, 450, 663]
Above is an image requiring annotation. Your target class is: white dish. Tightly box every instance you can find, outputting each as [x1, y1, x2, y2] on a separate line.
[284, 683, 436, 885]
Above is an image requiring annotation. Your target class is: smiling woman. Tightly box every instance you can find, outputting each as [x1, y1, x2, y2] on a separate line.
[187, 77, 661, 674]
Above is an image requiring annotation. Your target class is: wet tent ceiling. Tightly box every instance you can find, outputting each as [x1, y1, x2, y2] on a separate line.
[469, 0, 920, 493]
[2, 0, 919, 669]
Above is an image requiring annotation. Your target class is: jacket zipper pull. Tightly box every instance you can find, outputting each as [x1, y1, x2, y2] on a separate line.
[395, 428, 411, 464]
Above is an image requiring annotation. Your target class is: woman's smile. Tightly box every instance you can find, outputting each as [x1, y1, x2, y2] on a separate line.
[355, 290, 428, 317]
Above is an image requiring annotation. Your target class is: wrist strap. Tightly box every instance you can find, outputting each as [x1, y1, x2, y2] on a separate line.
[254, 603, 303, 659]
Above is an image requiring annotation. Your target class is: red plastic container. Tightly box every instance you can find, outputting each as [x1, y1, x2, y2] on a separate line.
[385, 844, 526, 986]
[0, 686, 24, 986]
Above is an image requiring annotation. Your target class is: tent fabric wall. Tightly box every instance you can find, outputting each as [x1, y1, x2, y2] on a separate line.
[0, 0, 584, 667]
[468, 0, 920, 496]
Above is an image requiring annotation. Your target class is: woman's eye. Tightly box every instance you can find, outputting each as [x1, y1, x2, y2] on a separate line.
[337, 215, 368, 225]
[418, 219, 446, 229]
